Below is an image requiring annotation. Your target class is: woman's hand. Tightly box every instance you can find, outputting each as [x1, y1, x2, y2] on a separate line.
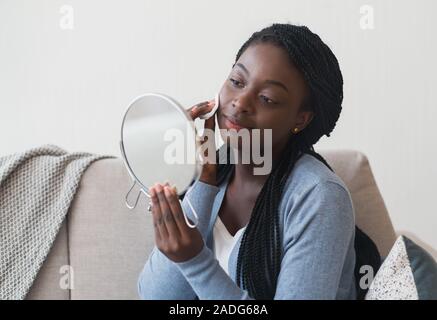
[149, 182, 204, 263]
[187, 99, 217, 186]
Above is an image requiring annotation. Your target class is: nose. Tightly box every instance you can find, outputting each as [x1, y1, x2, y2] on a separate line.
[232, 91, 254, 114]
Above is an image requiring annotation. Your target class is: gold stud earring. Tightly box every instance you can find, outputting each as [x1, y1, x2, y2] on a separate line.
[293, 127, 299, 133]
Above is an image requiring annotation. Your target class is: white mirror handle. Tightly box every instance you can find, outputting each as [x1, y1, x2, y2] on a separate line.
[181, 187, 199, 228]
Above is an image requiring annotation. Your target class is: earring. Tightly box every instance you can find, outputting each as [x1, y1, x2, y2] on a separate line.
[293, 127, 299, 133]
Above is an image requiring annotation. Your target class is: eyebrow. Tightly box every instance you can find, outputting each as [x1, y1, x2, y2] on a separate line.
[235, 63, 289, 93]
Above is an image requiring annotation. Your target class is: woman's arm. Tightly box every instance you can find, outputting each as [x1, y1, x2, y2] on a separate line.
[175, 245, 255, 299]
[137, 180, 220, 299]
[274, 180, 355, 299]
[138, 246, 196, 300]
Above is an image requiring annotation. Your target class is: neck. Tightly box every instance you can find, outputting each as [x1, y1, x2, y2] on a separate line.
[230, 136, 291, 188]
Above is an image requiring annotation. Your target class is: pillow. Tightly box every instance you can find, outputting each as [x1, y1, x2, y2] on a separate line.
[365, 235, 437, 300]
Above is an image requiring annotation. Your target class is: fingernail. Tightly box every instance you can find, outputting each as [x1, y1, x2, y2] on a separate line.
[196, 103, 208, 110]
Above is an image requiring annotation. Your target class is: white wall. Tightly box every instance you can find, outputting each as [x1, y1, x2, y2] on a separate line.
[1, 0, 436, 257]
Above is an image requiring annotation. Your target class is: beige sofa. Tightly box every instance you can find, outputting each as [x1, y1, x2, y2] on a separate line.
[25, 150, 397, 300]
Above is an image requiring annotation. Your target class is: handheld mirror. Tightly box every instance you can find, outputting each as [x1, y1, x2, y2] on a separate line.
[120, 93, 215, 228]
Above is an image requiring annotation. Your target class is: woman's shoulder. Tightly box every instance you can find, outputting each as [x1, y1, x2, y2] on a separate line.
[284, 152, 350, 194]
[279, 152, 354, 221]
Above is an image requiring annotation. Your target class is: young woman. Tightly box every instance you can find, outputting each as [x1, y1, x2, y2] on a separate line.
[138, 23, 358, 299]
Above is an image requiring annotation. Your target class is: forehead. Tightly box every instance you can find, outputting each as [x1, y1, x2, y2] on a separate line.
[236, 43, 307, 93]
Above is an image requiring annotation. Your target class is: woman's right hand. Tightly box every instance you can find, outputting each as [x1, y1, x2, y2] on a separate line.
[187, 99, 217, 186]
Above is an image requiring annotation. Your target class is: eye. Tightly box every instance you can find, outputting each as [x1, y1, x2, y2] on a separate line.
[229, 78, 244, 88]
[260, 95, 276, 104]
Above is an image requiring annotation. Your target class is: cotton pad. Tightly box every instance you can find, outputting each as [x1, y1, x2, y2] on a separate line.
[198, 93, 219, 120]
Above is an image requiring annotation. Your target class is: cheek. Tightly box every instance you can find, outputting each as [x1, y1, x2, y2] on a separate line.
[258, 110, 295, 142]
[217, 108, 225, 131]
[254, 110, 284, 131]
[218, 84, 232, 106]
[217, 86, 230, 129]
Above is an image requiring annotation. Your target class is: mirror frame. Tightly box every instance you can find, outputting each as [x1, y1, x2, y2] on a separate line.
[119, 92, 202, 197]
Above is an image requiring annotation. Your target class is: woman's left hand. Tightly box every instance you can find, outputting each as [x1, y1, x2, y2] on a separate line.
[148, 183, 204, 263]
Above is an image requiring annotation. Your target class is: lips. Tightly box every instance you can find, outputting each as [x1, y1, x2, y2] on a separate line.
[223, 115, 252, 131]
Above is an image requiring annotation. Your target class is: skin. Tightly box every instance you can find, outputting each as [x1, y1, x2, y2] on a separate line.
[150, 42, 315, 262]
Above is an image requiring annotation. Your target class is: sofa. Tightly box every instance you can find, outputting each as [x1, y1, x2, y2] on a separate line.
[25, 149, 398, 299]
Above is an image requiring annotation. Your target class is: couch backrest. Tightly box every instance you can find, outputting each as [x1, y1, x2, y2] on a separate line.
[26, 150, 397, 299]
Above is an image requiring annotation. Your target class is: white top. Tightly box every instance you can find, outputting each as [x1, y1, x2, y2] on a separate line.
[212, 216, 247, 276]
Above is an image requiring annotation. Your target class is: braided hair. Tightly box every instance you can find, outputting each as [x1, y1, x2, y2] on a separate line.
[215, 23, 344, 299]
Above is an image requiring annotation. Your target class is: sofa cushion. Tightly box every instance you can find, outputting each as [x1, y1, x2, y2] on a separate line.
[365, 235, 437, 300]
[67, 158, 155, 299]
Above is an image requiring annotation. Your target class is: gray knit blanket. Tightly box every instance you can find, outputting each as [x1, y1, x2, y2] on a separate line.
[0, 145, 115, 300]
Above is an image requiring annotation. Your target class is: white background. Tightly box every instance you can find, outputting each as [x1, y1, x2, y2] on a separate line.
[1, 0, 436, 258]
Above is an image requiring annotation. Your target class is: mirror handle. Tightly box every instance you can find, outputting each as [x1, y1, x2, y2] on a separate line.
[181, 191, 199, 229]
[125, 179, 199, 229]
[125, 180, 142, 210]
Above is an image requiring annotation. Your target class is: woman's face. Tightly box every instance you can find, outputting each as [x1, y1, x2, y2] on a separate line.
[217, 42, 314, 156]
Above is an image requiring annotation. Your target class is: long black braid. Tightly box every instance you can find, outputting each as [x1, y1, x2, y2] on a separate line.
[215, 23, 345, 299]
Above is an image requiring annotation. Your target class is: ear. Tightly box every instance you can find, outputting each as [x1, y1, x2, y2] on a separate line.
[294, 110, 314, 131]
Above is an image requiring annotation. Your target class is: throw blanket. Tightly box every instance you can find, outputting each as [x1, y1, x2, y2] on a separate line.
[0, 145, 115, 300]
